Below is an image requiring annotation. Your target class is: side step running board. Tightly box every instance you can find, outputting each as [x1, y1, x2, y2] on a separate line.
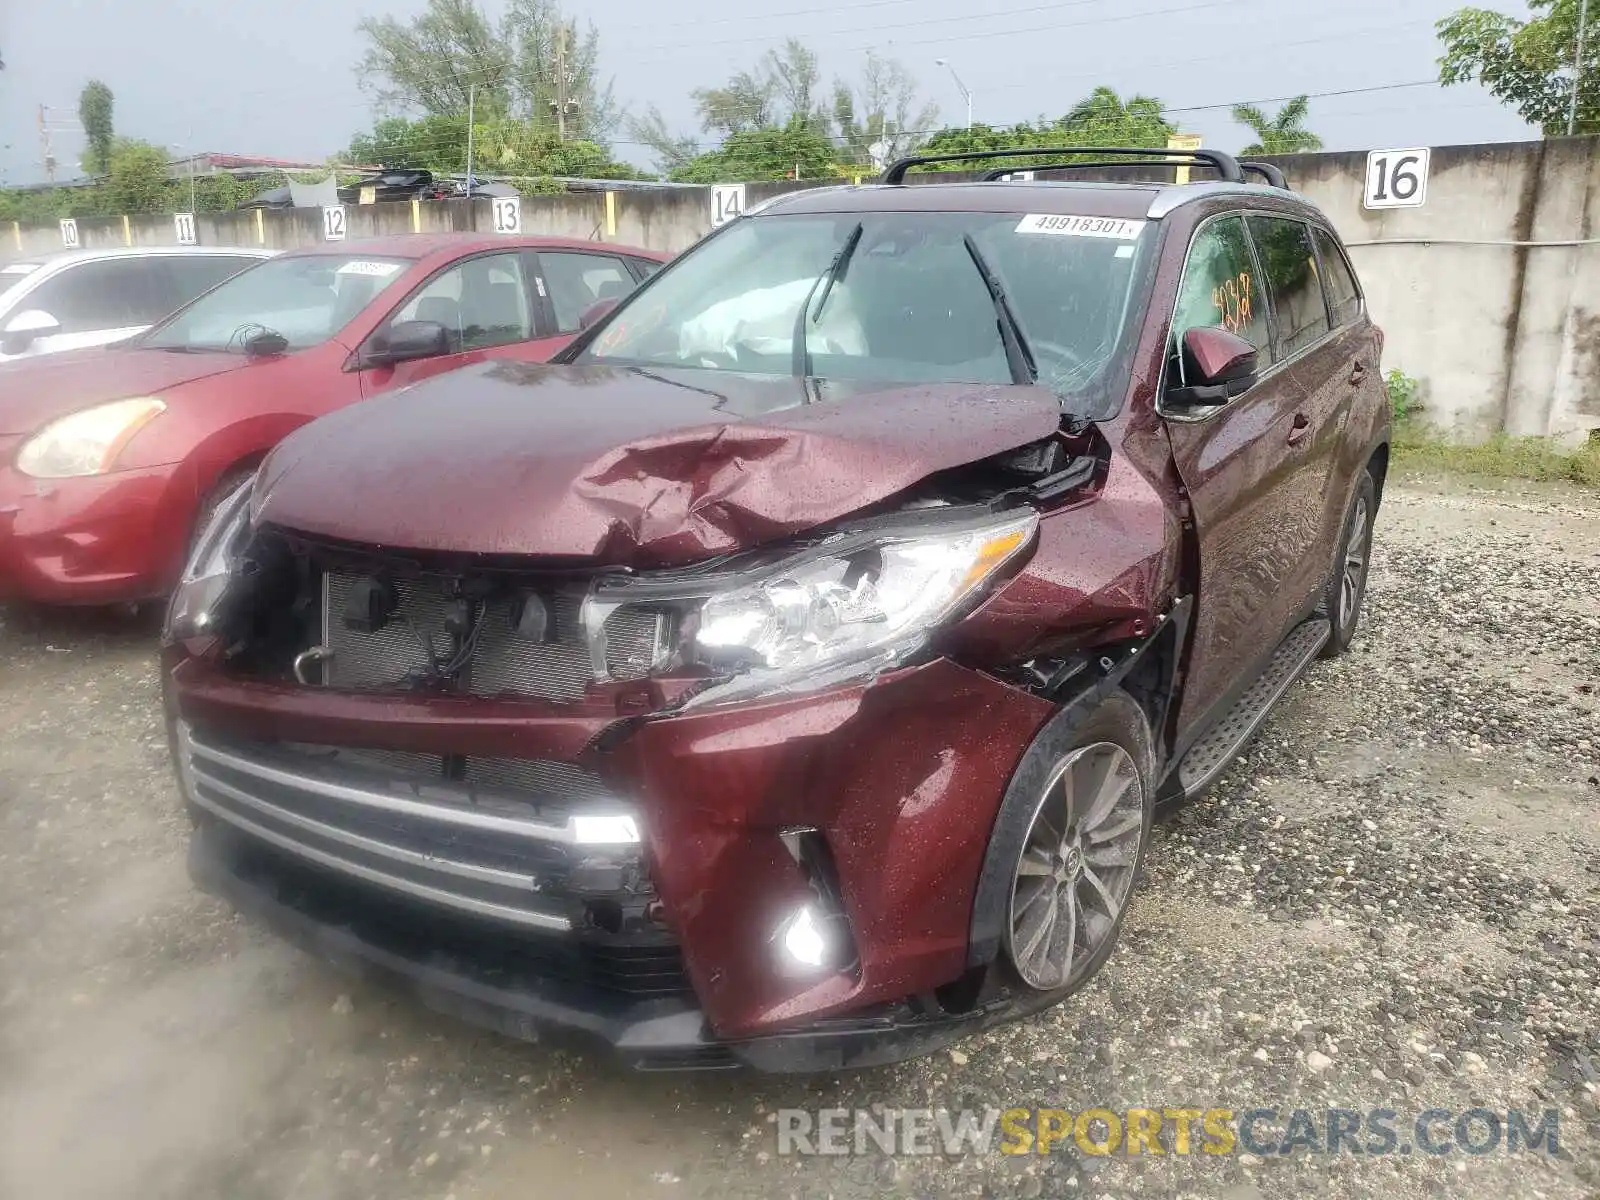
[1174, 617, 1331, 800]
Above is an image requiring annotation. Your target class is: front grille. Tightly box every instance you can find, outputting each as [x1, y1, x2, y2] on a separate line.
[321, 571, 665, 701]
[178, 725, 652, 935]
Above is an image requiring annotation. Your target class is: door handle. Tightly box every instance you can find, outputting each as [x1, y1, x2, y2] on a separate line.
[1287, 413, 1312, 446]
[1348, 361, 1367, 386]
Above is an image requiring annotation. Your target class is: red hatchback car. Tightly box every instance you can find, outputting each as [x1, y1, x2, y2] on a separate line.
[0, 233, 666, 605]
[162, 147, 1390, 1071]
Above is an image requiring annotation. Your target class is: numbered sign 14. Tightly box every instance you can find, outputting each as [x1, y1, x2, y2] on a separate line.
[59, 218, 79, 249]
[711, 183, 746, 227]
[492, 196, 521, 234]
[174, 212, 197, 245]
[323, 205, 347, 242]
[1364, 148, 1430, 210]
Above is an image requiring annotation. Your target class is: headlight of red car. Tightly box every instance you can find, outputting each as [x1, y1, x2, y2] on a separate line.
[164, 476, 256, 642]
[15, 396, 166, 478]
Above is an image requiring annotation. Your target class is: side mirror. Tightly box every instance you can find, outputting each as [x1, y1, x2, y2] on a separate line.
[1169, 327, 1259, 407]
[2, 309, 61, 354]
[579, 297, 619, 330]
[363, 319, 451, 368]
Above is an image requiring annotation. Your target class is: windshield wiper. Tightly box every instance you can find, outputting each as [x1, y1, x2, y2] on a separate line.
[961, 233, 1038, 385]
[791, 222, 864, 379]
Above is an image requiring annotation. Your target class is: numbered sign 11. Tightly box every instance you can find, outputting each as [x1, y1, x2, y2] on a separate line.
[174, 212, 197, 245]
[492, 196, 521, 234]
[1364, 148, 1430, 210]
[59, 218, 79, 249]
[323, 205, 347, 242]
[711, 183, 746, 228]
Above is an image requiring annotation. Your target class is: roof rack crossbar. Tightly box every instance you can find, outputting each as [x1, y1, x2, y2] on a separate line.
[1239, 161, 1289, 189]
[981, 158, 1225, 181]
[882, 145, 1245, 185]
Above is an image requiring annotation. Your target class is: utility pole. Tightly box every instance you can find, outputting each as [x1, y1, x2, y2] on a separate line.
[550, 22, 578, 141]
[1569, 0, 1591, 136]
[935, 59, 973, 131]
[37, 104, 55, 182]
[465, 82, 476, 198]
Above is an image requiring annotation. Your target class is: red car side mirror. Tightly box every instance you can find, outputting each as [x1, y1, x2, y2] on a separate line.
[1171, 327, 1259, 407]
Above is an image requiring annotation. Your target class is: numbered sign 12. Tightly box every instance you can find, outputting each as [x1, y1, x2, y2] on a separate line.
[59, 218, 79, 249]
[1364, 148, 1430, 210]
[492, 195, 521, 234]
[174, 212, 197, 245]
[711, 183, 746, 228]
[323, 205, 347, 242]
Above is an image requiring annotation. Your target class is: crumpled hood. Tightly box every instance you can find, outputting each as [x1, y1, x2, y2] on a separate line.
[254, 361, 1064, 565]
[0, 346, 244, 435]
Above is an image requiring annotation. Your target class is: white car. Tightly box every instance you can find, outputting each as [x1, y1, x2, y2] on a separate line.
[0, 246, 273, 361]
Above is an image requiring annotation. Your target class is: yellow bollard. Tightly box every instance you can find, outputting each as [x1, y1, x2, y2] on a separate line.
[411, 196, 421, 233]
[122, 214, 131, 245]
[605, 191, 617, 238]
[12, 221, 20, 251]
[254, 207, 265, 245]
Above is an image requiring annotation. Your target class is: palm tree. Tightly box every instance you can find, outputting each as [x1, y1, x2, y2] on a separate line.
[1062, 86, 1173, 146]
[1231, 95, 1323, 155]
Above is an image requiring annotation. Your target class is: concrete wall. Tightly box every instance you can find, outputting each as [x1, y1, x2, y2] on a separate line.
[6, 138, 1600, 440]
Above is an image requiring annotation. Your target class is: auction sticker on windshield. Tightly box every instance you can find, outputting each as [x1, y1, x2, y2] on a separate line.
[1015, 215, 1146, 240]
[336, 261, 403, 277]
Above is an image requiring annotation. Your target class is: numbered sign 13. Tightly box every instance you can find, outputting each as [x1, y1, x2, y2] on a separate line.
[59, 218, 79, 248]
[1365, 148, 1429, 210]
[711, 183, 746, 228]
[174, 212, 197, 245]
[492, 196, 521, 234]
[323, 205, 347, 242]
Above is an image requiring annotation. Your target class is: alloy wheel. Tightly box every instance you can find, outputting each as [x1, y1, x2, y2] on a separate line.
[1005, 741, 1145, 991]
[1339, 495, 1371, 631]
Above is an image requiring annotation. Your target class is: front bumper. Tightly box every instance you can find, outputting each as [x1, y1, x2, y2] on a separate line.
[167, 654, 1057, 1064]
[0, 460, 189, 604]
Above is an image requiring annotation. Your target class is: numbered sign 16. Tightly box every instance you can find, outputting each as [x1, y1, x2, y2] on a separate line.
[174, 212, 197, 245]
[711, 183, 746, 228]
[59, 218, 79, 249]
[323, 204, 347, 242]
[1364, 148, 1430, 210]
[492, 195, 522, 234]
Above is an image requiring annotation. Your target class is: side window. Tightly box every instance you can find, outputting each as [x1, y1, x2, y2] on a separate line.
[628, 256, 663, 281]
[1247, 216, 1331, 357]
[390, 253, 531, 352]
[540, 252, 634, 333]
[1310, 226, 1362, 328]
[164, 256, 257, 307]
[1171, 214, 1273, 378]
[24, 259, 173, 333]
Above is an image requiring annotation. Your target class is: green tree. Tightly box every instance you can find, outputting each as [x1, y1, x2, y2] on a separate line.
[355, 0, 618, 142]
[346, 114, 637, 179]
[913, 87, 1173, 172]
[78, 80, 115, 176]
[99, 139, 173, 213]
[1438, 0, 1600, 134]
[832, 50, 939, 167]
[670, 117, 839, 183]
[1231, 95, 1323, 155]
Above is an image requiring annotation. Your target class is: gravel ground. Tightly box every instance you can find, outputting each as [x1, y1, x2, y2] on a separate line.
[1, 472, 1596, 1200]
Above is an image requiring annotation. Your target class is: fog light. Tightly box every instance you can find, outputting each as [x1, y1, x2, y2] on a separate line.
[778, 904, 831, 969]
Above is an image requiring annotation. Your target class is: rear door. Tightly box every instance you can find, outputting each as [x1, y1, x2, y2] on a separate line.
[525, 249, 641, 358]
[357, 250, 541, 398]
[1244, 214, 1349, 616]
[1161, 212, 1313, 741]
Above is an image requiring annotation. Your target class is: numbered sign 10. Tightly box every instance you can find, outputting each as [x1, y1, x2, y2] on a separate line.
[59, 218, 79, 249]
[1364, 148, 1430, 210]
[711, 183, 746, 228]
[323, 204, 347, 242]
[492, 196, 521, 234]
[174, 212, 197, 245]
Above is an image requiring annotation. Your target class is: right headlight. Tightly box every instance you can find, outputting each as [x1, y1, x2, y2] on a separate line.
[601, 508, 1038, 708]
[16, 397, 166, 478]
[164, 477, 256, 642]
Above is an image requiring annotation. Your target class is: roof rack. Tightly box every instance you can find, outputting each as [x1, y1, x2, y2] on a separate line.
[881, 145, 1245, 185]
[1239, 161, 1289, 189]
[979, 158, 1224, 181]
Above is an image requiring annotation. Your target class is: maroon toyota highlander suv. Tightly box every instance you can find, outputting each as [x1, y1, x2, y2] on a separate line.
[161, 147, 1389, 1071]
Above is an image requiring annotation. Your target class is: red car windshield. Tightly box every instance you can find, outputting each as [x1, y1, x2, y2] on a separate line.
[579, 211, 1155, 411]
[141, 254, 411, 352]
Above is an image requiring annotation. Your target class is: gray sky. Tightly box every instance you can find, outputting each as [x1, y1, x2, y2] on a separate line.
[0, 0, 1537, 184]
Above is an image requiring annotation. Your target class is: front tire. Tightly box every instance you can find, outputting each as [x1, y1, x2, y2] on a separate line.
[1319, 470, 1377, 659]
[1001, 690, 1155, 998]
